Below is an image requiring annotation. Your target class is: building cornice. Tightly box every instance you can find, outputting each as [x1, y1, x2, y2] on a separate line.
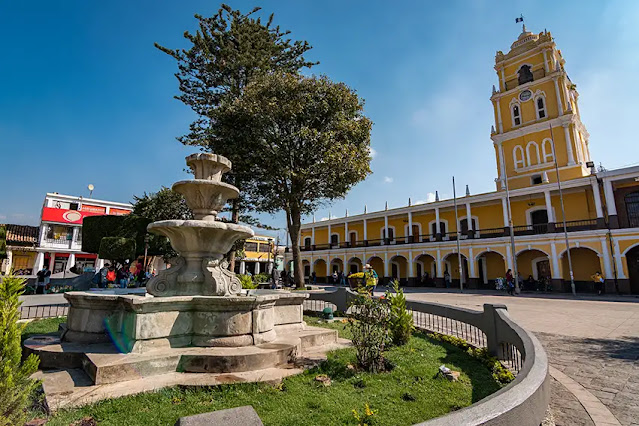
[301, 175, 605, 229]
[490, 114, 575, 143]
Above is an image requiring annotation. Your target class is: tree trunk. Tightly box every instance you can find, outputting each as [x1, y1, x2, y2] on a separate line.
[228, 199, 240, 271]
[288, 206, 305, 289]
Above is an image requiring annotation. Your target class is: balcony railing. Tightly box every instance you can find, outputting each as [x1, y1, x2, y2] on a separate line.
[298, 218, 604, 252]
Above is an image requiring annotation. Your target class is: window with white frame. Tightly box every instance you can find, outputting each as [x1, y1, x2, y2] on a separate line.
[513, 145, 525, 169]
[541, 138, 554, 163]
[536, 96, 546, 119]
[304, 237, 312, 249]
[330, 233, 339, 246]
[512, 104, 521, 126]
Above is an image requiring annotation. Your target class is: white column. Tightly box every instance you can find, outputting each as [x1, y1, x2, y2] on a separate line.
[328, 223, 332, 246]
[343, 254, 348, 273]
[363, 218, 368, 241]
[408, 211, 413, 240]
[542, 49, 549, 73]
[506, 246, 514, 271]
[604, 180, 617, 216]
[465, 202, 472, 232]
[311, 227, 315, 245]
[436, 248, 443, 278]
[591, 181, 604, 219]
[408, 249, 414, 278]
[600, 239, 613, 279]
[563, 124, 575, 165]
[435, 208, 441, 234]
[384, 252, 389, 277]
[35, 252, 45, 272]
[67, 253, 76, 271]
[255, 262, 260, 274]
[500, 68, 505, 91]
[550, 243, 561, 279]
[502, 197, 509, 227]
[544, 191, 555, 223]
[239, 261, 246, 274]
[553, 78, 564, 115]
[344, 222, 349, 245]
[572, 126, 583, 163]
[614, 239, 626, 279]
[468, 247, 476, 278]
[496, 99, 503, 133]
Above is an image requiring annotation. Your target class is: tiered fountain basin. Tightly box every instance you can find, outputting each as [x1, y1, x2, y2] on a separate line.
[63, 290, 309, 353]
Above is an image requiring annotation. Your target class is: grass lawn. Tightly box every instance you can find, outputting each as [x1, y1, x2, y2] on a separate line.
[21, 316, 66, 343]
[28, 316, 501, 426]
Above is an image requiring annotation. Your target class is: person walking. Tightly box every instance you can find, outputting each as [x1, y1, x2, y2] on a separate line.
[591, 271, 605, 295]
[311, 271, 317, 285]
[444, 270, 451, 289]
[505, 269, 515, 295]
[36, 265, 51, 294]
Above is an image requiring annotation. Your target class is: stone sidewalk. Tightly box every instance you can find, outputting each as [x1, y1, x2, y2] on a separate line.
[537, 332, 639, 426]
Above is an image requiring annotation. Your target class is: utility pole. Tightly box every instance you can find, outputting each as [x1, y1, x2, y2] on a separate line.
[549, 124, 576, 296]
[452, 177, 464, 292]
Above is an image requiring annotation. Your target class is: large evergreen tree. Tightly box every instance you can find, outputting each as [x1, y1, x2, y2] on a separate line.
[213, 73, 372, 287]
[156, 4, 316, 270]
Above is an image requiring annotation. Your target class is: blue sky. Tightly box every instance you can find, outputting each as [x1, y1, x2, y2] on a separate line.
[2, 1, 638, 242]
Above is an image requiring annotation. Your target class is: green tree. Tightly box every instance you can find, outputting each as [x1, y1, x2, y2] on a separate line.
[132, 187, 193, 261]
[0, 273, 40, 426]
[155, 3, 316, 270]
[214, 73, 372, 287]
[98, 237, 137, 267]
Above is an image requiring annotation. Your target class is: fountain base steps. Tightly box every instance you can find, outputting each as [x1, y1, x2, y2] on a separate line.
[26, 326, 349, 410]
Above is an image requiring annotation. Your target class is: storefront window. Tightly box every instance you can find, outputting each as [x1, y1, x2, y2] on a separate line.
[46, 225, 73, 241]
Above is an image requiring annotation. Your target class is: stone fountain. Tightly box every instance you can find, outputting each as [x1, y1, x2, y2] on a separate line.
[59, 153, 312, 351]
[24, 154, 344, 410]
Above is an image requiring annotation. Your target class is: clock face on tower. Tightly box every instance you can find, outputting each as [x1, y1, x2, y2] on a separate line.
[519, 89, 532, 102]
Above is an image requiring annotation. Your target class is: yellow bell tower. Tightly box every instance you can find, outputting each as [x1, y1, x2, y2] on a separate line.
[490, 25, 591, 190]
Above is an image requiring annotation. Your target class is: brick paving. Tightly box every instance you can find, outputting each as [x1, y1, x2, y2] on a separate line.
[537, 333, 639, 426]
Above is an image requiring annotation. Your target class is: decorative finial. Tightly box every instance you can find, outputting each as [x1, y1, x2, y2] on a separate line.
[522, 23, 527, 33]
[408, 198, 412, 207]
[313, 213, 316, 223]
[364, 204, 368, 214]
[435, 191, 440, 202]
[491, 125, 496, 134]
[345, 209, 349, 217]
[492, 84, 496, 95]
[465, 185, 470, 197]
[385, 201, 388, 211]
[328, 211, 331, 220]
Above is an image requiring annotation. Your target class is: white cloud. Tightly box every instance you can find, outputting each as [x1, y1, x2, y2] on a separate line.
[413, 192, 437, 205]
[369, 147, 377, 158]
[320, 217, 329, 221]
[383, 176, 393, 183]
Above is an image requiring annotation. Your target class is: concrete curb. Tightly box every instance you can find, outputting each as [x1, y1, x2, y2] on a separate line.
[549, 366, 621, 426]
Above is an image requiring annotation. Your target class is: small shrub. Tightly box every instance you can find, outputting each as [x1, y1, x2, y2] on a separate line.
[385, 280, 415, 346]
[237, 274, 258, 289]
[352, 402, 377, 426]
[0, 273, 41, 426]
[348, 292, 390, 373]
[427, 332, 515, 385]
[253, 273, 270, 284]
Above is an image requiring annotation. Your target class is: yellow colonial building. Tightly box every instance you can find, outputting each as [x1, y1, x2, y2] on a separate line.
[236, 235, 282, 275]
[290, 25, 639, 294]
